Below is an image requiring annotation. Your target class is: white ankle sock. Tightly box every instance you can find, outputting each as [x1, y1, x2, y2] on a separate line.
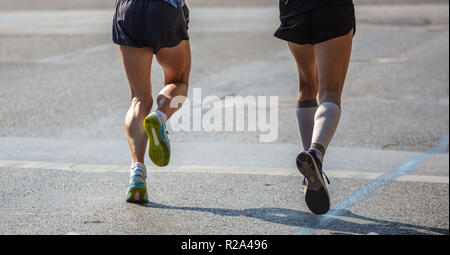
[130, 162, 147, 183]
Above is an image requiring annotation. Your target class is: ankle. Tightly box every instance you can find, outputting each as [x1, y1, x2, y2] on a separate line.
[155, 110, 167, 124]
[130, 162, 147, 176]
[308, 147, 323, 163]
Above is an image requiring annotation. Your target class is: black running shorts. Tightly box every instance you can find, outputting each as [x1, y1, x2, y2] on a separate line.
[274, 3, 356, 45]
[113, 0, 189, 53]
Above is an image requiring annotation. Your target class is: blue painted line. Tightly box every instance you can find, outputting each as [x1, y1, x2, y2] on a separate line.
[292, 133, 449, 235]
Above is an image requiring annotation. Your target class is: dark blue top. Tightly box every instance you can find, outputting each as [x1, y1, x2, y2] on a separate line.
[163, 0, 185, 9]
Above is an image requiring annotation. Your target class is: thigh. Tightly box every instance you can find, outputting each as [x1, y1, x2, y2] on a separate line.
[155, 40, 191, 85]
[314, 29, 353, 101]
[119, 45, 154, 99]
[287, 42, 318, 94]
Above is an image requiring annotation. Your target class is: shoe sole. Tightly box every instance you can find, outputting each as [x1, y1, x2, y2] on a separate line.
[144, 115, 170, 167]
[296, 151, 330, 215]
[126, 186, 148, 204]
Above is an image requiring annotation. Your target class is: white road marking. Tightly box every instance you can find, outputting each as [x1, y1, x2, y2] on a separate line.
[0, 159, 447, 184]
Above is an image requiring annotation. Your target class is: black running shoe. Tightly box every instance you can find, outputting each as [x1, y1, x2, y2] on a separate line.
[296, 150, 331, 215]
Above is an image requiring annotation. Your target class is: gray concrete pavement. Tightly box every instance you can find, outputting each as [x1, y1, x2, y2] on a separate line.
[0, 0, 448, 235]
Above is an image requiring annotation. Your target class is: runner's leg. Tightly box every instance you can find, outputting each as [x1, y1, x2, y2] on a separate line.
[118, 45, 154, 203]
[143, 40, 191, 167]
[155, 40, 191, 120]
[310, 29, 353, 161]
[119, 45, 154, 164]
[288, 42, 319, 150]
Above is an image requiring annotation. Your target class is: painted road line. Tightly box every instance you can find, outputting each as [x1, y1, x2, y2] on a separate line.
[0, 137, 432, 170]
[292, 133, 450, 235]
[0, 159, 448, 184]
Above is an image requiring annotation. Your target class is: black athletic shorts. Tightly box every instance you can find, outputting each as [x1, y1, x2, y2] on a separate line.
[113, 0, 189, 53]
[274, 2, 355, 45]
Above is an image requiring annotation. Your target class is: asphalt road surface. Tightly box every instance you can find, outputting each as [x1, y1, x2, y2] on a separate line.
[0, 0, 448, 235]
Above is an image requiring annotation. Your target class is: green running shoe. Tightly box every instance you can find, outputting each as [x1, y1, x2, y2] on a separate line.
[126, 166, 149, 204]
[144, 112, 171, 167]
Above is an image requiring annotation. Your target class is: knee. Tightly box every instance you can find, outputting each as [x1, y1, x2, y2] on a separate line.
[164, 68, 190, 88]
[165, 77, 189, 89]
[169, 81, 188, 90]
[160, 81, 189, 99]
[130, 96, 153, 115]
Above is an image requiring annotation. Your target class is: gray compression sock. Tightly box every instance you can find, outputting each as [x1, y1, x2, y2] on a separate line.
[296, 100, 318, 151]
[310, 99, 341, 161]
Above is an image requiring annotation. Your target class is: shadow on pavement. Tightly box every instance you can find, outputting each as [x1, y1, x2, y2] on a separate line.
[142, 202, 448, 235]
